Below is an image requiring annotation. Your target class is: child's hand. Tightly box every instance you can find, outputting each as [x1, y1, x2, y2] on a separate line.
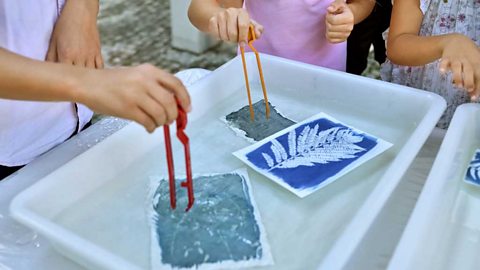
[439, 34, 480, 101]
[78, 64, 191, 133]
[46, 0, 103, 69]
[325, 0, 355, 44]
[208, 8, 264, 46]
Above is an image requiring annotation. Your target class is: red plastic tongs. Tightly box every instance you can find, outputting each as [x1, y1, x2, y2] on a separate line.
[163, 100, 194, 212]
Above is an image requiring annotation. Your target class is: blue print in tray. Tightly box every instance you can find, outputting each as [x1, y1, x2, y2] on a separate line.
[234, 112, 393, 198]
[148, 169, 273, 270]
[464, 149, 480, 186]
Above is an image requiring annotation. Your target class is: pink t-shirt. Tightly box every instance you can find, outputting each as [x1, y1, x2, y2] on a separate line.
[244, 0, 346, 71]
[0, 0, 93, 166]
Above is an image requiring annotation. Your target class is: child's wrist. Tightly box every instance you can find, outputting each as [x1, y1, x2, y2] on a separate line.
[442, 34, 466, 47]
[440, 33, 467, 55]
[60, 66, 89, 104]
[68, 0, 99, 18]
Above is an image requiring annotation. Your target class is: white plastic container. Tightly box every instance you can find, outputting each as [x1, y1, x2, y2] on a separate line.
[317, 128, 446, 270]
[10, 54, 445, 270]
[387, 104, 480, 270]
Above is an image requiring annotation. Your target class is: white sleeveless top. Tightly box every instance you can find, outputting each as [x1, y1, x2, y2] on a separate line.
[0, 0, 93, 166]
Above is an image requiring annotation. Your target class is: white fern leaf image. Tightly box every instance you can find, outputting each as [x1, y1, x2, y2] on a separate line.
[297, 125, 310, 153]
[288, 129, 296, 157]
[270, 140, 283, 163]
[272, 139, 288, 161]
[271, 157, 315, 169]
[236, 112, 393, 198]
[306, 124, 319, 149]
[262, 153, 275, 168]
[468, 166, 480, 181]
[466, 153, 480, 184]
[314, 127, 339, 147]
[261, 125, 367, 171]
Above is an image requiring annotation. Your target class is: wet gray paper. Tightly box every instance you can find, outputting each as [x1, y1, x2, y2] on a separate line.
[148, 169, 272, 270]
[223, 100, 295, 142]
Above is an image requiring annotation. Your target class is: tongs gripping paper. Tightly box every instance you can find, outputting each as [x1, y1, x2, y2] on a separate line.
[240, 25, 270, 121]
[163, 100, 194, 212]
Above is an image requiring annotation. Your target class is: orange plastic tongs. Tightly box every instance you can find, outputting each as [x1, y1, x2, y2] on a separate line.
[239, 25, 270, 121]
[163, 100, 194, 212]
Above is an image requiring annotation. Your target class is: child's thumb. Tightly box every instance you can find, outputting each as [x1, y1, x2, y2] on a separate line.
[251, 19, 264, 38]
[328, 0, 345, 14]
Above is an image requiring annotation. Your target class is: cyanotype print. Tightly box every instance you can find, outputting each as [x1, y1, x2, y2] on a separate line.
[465, 149, 480, 186]
[149, 169, 272, 269]
[234, 113, 392, 198]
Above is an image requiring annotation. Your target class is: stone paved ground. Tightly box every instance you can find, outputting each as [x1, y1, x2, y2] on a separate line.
[98, 0, 381, 78]
[98, 0, 236, 73]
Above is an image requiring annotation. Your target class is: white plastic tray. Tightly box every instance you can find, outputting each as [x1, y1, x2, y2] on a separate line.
[10, 54, 445, 270]
[387, 104, 480, 270]
[317, 128, 446, 270]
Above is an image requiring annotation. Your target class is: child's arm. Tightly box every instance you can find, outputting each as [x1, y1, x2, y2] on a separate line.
[188, 0, 263, 46]
[0, 48, 191, 133]
[387, 0, 449, 65]
[326, 0, 375, 43]
[388, 0, 480, 96]
[46, 0, 103, 68]
[348, 0, 375, 24]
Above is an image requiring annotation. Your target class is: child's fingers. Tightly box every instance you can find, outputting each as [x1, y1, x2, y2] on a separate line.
[326, 31, 349, 40]
[146, 82, 178, 124]
[327, 37, 347, 44]
[86, 58, 96, 69]
[73, 59, 86, 68]
[476, 70, 480, 92]
[439, 58, 450, 74]
[326, 22, 354, 33]
[450, 60, 463, 88]
[95, 55, 104, 69]
[225, 9, 239, 42]
[58, 54, 74, 65]
[326, 11, 352, 26]
[237, 11, 250, 44]
[251, 20, 264, 38]
[208, 16, 221, 39]
[327, 6, 341, 14]
[329, 39, 347, 44]
[325, 21, 351, 43]
[216, 12, 229, 41]
[132, 107, 157, 134]
[473, 70, 480, 101]
[462, 62, 475, 92]
[325, 13, 337, 25]
[327, 0, 345, 14]
[472, 83, 480, 101]
[146, 65, 191, 112]
[140, 92, 169, 127]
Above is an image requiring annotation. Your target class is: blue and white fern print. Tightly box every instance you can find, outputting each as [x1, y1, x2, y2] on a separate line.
[261, 126, 366, 170]
[464, 149, 480, 186]
[234, 113, 393, 198]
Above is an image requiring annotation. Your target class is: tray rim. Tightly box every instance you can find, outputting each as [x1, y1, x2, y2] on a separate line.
[386, 103, 479, 270]
[318, 86, 446, 270]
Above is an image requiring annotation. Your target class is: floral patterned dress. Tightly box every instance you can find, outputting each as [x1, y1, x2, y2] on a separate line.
[381, 0, 480, 128]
